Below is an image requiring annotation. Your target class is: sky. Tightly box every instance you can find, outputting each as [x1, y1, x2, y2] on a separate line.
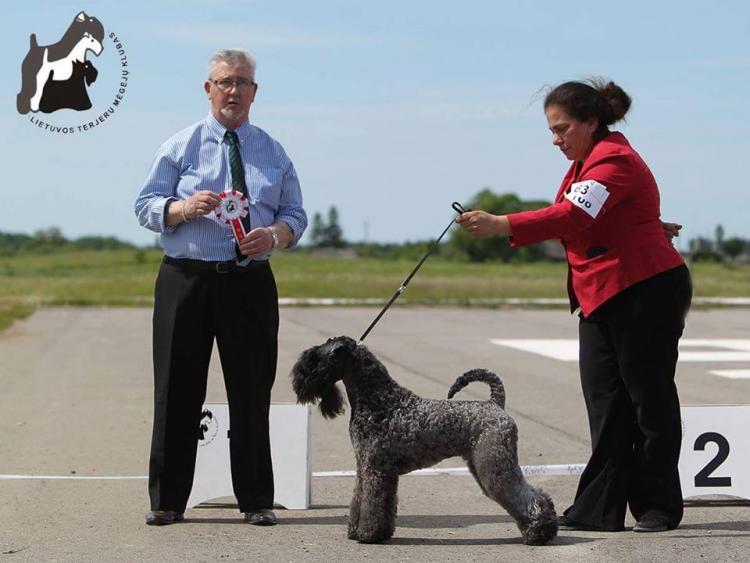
[2, 0, 748, 249]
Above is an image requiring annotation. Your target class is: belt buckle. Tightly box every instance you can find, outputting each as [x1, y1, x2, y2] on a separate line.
[215, 261, 234, 274]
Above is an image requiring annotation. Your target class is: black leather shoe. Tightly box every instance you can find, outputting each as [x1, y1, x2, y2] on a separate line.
[633, 513, 670, 533]
[245, 509, 277, 526]
[146, 510, 184, 526]
[558, 515, 619, 532]
[557, 515, 585, 530]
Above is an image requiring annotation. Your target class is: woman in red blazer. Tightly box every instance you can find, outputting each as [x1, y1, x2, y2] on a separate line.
[458, 80, 692, 533]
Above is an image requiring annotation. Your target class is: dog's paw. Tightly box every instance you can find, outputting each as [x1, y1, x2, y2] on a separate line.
[356, 534, 388, 544]
[356, 527, 394, 544]
[521, 520, 558, 545]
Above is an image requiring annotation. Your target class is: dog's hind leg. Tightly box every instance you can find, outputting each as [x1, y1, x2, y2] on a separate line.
[470, 429, 558, 545]
[355, 470, 399, 543]
[347, 469, 363, 540]
[466, 458, 489, 497]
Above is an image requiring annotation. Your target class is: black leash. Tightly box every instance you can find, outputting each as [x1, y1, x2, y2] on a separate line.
[358, 202, 469, 343]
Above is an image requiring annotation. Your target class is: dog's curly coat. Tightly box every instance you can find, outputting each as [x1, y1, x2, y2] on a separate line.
[291, 336, 558, 545]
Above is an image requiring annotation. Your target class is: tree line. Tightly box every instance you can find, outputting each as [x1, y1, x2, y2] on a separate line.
[687, 225, 750, 262]
[2, 190, 749, 263]
[307, 189, 559, 262]
[309, 189, 750, 263]
[0, 227, 137, 256]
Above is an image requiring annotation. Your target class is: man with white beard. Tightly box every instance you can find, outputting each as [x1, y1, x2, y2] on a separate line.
[135, 48, 307, 527]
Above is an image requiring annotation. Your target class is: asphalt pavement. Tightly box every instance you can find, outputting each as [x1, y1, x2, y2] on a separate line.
[0, 307, 748, 562]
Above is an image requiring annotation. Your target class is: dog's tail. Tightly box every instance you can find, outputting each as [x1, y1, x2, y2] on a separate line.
[447, 368, 505, 409]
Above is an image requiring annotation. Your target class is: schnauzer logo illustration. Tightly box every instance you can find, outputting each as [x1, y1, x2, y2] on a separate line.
[16, 11, 104, 114]
[198, 408, 219, 446]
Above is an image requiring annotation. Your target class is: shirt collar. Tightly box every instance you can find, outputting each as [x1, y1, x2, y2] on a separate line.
[205, 113, 252, 144]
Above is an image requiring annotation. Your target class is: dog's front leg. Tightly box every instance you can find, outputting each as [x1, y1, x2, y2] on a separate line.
[347, 468, 363, 540]
[356, 470, 399, 544]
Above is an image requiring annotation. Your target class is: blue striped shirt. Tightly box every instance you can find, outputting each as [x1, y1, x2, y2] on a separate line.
[134, 114, 307, 262]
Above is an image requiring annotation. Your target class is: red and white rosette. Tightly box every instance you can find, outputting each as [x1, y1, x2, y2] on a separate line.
[215, 190, 250, 244]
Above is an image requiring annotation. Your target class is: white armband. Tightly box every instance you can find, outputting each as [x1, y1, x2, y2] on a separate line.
[565, 180, 609, 219]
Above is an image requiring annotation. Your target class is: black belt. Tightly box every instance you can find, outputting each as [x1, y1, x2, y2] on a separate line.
[164, 256, 269, 274]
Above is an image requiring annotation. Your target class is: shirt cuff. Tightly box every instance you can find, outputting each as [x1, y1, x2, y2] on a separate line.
[506, 212, 533, 247]
[159, 198, 179, 234]
[278, 217, 303, 247]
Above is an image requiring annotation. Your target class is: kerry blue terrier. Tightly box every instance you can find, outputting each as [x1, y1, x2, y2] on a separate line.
[290, 336, 558, 545]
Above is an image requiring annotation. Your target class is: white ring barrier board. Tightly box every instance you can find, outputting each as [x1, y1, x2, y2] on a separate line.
[186, 404, 748, 510]
[187, 403, 311, 510]
[679, 405, 750, 500]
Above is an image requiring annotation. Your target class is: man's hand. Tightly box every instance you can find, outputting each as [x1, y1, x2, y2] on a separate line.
[238, 227, 275, 258]
[183, 190, 222, 220]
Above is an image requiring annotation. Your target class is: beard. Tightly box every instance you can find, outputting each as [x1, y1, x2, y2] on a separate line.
[220, 105, 245, 122]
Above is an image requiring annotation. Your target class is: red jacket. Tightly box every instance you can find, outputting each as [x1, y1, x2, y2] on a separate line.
[507, 132, 684, 317]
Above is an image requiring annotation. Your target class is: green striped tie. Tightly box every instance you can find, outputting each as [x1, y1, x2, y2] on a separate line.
[225, 130, 252, 260]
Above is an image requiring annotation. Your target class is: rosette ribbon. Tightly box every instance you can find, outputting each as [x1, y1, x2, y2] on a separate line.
[215, 190, 250, 245]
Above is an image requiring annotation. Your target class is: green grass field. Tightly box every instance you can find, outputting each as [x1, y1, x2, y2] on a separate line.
[1, 249, 749, 331]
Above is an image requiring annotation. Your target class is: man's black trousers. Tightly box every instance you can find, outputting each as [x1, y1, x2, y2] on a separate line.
[564, 264, 692, 531]
[148, 257, 279, 513]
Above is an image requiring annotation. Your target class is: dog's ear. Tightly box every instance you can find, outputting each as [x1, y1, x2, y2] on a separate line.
[290, 349, 321, 404]
[318, 383, 346, 419]
[323, 335, 357, 357]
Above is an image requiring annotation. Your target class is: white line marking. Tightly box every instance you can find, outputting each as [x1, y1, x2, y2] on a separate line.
[491, 339, 750, 363]
[310, 470, 356, 478]
[278, 298, 385, 306]
[710, 370, 750, 380]
[275, 297, 750, 307]
[0, 464, 586, 481]
[491, 339, 578, 361]
[0, 475, 148, 480]
[693, 297, 750, 305]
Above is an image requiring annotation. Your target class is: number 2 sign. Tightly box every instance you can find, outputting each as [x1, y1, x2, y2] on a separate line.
[679, 405, 750, 500]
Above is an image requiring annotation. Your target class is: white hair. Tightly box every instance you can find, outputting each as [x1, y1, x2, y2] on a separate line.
[207, 49, 256, 80]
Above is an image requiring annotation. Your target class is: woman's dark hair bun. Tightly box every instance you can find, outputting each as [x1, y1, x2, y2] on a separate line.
[544, 78, 631, 127]
[593, 79, 631, 125]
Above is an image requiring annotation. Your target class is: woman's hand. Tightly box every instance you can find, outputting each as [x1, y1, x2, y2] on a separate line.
[456, 210, 511, 237]
[662, 221, 682, 242]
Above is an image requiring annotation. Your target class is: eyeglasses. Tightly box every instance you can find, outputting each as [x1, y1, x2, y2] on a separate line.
[210, 78, 255, 92]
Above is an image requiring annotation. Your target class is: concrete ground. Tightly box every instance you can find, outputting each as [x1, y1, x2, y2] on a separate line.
[0, 306, 748, 562]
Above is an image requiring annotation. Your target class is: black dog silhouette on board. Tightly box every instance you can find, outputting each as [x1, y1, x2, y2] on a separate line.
[39, 60, 98, 112]
[198, 409, 213, 441]
[16, 11, 104, 114]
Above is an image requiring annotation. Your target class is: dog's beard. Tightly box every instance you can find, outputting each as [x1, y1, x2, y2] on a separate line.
[319, 384, 346, 419]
